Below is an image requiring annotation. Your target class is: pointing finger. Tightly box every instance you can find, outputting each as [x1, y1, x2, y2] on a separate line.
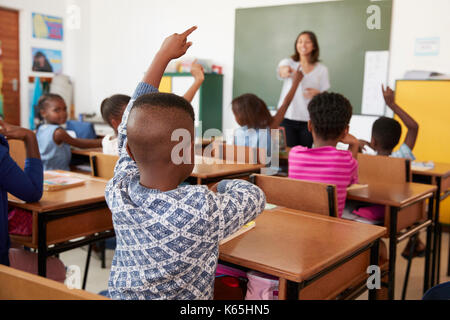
[181, 26, 197, 38]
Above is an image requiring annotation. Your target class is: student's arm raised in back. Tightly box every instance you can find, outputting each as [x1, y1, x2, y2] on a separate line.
[115, 26, 197, 166]
[270, 67, 303, 129]
[382, 85, 419, 150]
[183, 60, 204, 103]
[53, 129, 102, 148]
[207, 179, 265, 242]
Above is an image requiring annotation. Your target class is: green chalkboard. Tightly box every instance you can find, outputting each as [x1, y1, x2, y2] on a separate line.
[233, 0, 392, 114]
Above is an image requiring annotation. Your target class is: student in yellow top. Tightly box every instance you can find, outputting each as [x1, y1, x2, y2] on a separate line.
[100, 61, 205, 155]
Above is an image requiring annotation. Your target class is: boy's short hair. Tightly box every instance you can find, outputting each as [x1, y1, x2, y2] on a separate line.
[127, 93, 195, 164]
[132, 92, 195, 122]
[100, 94, 131, 126]
[372, 116, 402, 150]
[307, 92, 353, 140]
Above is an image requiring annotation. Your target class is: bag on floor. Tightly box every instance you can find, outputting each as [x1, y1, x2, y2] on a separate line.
[245, 270, 279, 300]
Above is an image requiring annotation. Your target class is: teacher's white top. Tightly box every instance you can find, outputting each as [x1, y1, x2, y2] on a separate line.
[277, 58, 330, 122]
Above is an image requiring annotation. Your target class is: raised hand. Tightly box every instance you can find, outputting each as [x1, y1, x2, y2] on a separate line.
[382, 84, 395, 106]
[291, 66, 304, 85]
[159, 26, 197, 60]
[190, 59, 205, 83]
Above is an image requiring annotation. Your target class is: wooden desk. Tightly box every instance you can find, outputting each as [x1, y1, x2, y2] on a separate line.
[219, 207, 386, 300]
[347, 182, 436, 299]
[190, 156, 265, 185]
[71, 147, 103, 157]
[8, 171, 114, 278]
[411, 162, 450, 283]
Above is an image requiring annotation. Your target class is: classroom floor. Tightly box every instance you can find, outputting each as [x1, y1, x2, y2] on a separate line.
[59, 231, 450, 300]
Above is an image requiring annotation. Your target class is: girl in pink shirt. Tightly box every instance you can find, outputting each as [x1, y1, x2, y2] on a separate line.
[288, 92, 359, 218]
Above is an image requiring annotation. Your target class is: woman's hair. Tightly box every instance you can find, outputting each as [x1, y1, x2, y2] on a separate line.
[291, 31, 320, 64]
[37, 93, 65, 118]
[231, 94, 272, 129]
[100, 94, 131, 127]
[307, 92, 352, 141]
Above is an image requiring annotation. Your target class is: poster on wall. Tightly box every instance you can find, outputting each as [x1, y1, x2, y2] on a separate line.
[31, 48, 62, 73]
[32, 13, 63, 41]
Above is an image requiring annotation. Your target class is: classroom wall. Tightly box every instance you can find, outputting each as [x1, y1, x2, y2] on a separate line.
[3, 0, 450, 132]
[0, 0, 90, 128]
[88, 0, 450, 133]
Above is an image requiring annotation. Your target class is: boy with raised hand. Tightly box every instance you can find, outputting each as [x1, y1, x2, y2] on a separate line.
[357, 85, 423, 258]
[105, 27, 266, 300]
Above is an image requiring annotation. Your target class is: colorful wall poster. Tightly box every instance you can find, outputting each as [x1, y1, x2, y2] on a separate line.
[32, 13, 63, 41]
[31, 48, 62, 73]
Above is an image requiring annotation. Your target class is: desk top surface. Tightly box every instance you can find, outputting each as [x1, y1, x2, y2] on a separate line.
[71, 148, 103, 156]
[412, 162, 450, 178]
[219, 207, 386, 282]
[347, 182, 437, 207]
[191, 156, 265, 179]
[8, 171, 107, 213]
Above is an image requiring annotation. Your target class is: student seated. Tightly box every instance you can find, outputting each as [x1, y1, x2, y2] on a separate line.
[105, 27, 265, 300]
[36, 94, 102, 170]
[287, 93, 388, 291]
[100, 61, 205, 155]
[356, 85, 423, 259]
[0, 120, 65, 282]
[288, 92, 359, 218]
[231, 66, 302, 151]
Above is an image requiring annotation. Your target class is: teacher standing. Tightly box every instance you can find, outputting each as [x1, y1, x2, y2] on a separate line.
[277, 31, 330, 148]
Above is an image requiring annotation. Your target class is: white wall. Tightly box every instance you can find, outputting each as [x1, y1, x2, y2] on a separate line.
[0, 0, 90, 127]
[3, 0, 449, 130]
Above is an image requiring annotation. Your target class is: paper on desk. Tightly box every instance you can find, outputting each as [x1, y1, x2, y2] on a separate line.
[411, 161, 434, 171]
[347, 184, 368, 191]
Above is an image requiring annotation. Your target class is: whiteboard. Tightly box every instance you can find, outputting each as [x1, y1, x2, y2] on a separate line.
[361, 51, 389, 115]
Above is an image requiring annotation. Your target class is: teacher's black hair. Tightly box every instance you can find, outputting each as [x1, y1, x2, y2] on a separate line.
[307, 92, 352, 141]
[371, 117, 402, 151]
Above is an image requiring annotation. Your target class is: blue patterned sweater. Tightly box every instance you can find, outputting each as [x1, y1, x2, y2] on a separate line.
[105, 82, 266, 300]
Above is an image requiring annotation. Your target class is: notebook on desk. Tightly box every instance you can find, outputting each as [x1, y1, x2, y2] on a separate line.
[44, 171, 85, 191]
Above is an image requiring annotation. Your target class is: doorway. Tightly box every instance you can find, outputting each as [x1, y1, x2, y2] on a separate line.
[0, 7, 20, 125]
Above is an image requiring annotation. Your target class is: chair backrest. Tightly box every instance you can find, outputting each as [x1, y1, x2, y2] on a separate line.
[66, 120, 97, 139]
[89, 152, 119, 179]
[209, 141, 266, 165]
[0, 265, 109, 300]
[251, 174, 338, 217]
[8, 139, 26, 170]
[357, 153, 411, 184]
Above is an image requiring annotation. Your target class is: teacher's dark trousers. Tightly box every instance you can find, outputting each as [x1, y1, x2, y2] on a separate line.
[281, 118, 313, 148]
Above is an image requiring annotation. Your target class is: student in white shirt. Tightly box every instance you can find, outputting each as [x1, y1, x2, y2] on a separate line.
[100, 61, 205, 155]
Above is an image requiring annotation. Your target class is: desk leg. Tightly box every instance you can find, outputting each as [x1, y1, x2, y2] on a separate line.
[286, 280, 302, 300]
[388, 207, 398, 300]
[37, 213, 47, 277]
[424, 195, 434, 293]
[434, 177, 441, 285]
[369, 240, 380, 301]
